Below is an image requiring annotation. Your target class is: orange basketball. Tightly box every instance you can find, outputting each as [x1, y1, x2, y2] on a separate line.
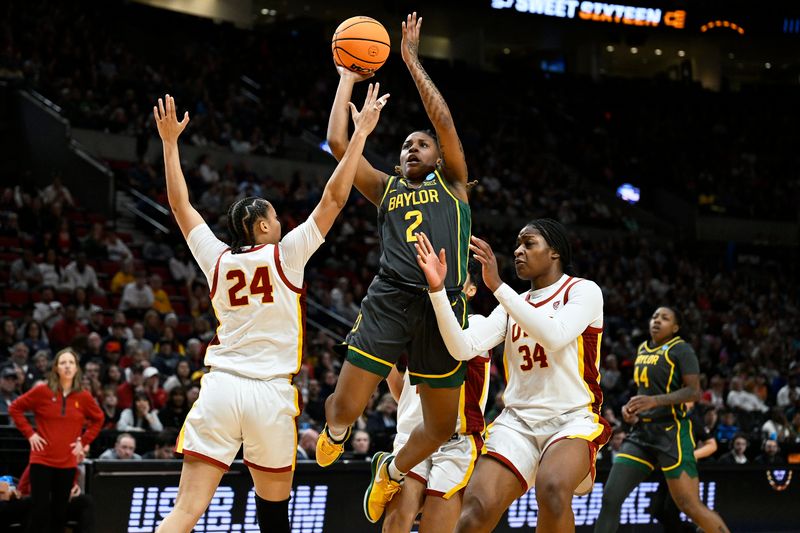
[332, 16, 391, 75]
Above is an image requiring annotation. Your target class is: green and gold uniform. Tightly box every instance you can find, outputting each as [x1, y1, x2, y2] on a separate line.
[616, 336, 701, 478]
[343, 170, 471, 387]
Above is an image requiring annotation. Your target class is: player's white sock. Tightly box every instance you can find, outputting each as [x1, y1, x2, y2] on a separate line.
[328, 425, 347, 442]
[387, 458, 406, 483]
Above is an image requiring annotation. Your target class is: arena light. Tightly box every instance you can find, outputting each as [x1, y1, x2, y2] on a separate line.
[700, 20, 745, 35]
[616, 183, 640, 204]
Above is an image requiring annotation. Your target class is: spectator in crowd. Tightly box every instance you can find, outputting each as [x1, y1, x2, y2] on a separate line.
[102, 341, 123, 368]
[62, 252, 103, 294]
[49, 305, 89, 351]
[0, 319, 18, 360]
[777, 375, 800, 409]
[163, 360, 193, 392]
[32, 287, 62, 330]
[100, 386, 121, 430]
[142, 233, 173, 263]
[83, 332, 104, 362]
[117, 365, 145, 410]
[28, 351, 51, 384]
[8, 348, 103, 533]
[158, 386, 189, 430]
[80, 223, 107, 260]
[37, 249, 64, 289]
[117, 391, 163, 432]
[21, 322, 49, 355]
[186, 384, 200, 408]
[142, 367, 166, 410]
[143, 429, 179, 460]
[755, 439, 786, 466]
[716, 411, 740, 447]
[72, 287, 103, 324]
[297, 429, 320, 461]
[8, 343, 32, 389]
[0, 366, 20, 424]
[101, 364, 123, 388]
[350, 429, 371, 457]
[718, 434, 749, 465]
[110, 260, 135, 294]
[85, 311, 106, 337]
[9, 249, 43, 290]
[40, 175, 75, 208]
[702, 375, 727, 410]
[104, 230, 132, 262]
[152, 339, 183, 376]
[762, 408, 792, 443]
[130, 322, 155, 356]
[149, 275, 173, 315]
[99, 433, 142, 460]
[168, 246, 197, 283]
[366, 392, 397, 453]
[119, 272, 155, 319]
[727, 377, 769, 413]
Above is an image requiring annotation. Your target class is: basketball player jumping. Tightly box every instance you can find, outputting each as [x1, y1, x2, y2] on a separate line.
[318, 12, 473, 524]
[415, 222, 611, 533]
[152, 85, 388, 533]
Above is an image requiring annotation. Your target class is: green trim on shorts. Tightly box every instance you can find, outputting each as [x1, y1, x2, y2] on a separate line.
[408, 361, 467, 388]
[614, 452, 655, 473]
[346, 346, 393, 379]
[663, 420, 698, 479]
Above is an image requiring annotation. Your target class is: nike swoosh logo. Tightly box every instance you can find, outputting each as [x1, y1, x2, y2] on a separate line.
[665, 425, 674, 431]
[389, 189, 396, 193]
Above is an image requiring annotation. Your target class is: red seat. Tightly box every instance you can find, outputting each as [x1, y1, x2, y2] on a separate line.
[4, 290, 29, 306]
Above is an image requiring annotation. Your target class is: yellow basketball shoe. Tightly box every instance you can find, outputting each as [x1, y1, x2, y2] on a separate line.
[363, 452, 402, 523]
[315, 424, 351, 467]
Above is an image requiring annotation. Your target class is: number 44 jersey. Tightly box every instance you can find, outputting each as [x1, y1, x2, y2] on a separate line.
[378, 170, 471, 291]
[186, 220, 324, 380]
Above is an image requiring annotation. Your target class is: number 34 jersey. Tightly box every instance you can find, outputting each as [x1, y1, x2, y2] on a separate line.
[186, 220, 324, 380]
[378, 170, 471, 291]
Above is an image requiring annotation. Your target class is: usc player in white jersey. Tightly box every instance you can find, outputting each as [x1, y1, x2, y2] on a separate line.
[415, 220, 610, 533]
[151, 87, 388, 533]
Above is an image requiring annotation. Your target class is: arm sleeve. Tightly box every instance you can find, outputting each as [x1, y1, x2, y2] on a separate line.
[80, 393, 104, 445]
[428, 290, 507, 360]
[186, 224, 229, 287]
[671, 343, 700, 376]
[493, 280, 603, 352]
[8, 385, 42, 439]
[277, 219, 325, 286]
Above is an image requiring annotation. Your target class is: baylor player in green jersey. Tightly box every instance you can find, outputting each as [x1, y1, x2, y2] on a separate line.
[595, 307, 729, 533]
[318, 12, 472, 524]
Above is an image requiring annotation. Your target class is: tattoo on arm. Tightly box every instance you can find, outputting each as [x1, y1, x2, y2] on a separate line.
[655, 386, 699, 407]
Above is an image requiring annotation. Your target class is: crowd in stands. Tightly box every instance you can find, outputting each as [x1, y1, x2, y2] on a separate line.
[1, 0, 799, 477]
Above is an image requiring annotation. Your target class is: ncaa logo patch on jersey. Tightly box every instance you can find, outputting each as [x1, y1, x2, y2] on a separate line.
[425, 172, 436, 181]
[553, 301, 560, 310]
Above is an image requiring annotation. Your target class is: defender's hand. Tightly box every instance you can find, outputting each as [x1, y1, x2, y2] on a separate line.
[154, 94, 190, 144]
[415, 231, 447, 292]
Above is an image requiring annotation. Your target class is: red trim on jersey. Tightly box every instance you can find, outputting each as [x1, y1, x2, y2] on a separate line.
[236, 243, 268, 254]
[563, 278, 584, 304]
[180, 449, 230, 471]
[209, 249, 229, 299]
[274, 245, 304, 294]
[208, 334, 220, 346]
[243, 459, 293, 473]
[426, 489, 447, 498]
[580, 328, 612, 447]
[526, 276, 573, 308]
[462, 357, 490, 434]
[485, 451, 528, 492]
[406, 471, 427, 485]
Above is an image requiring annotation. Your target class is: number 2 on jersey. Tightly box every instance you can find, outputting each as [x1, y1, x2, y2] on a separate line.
[405, 210, 423, 242]
[633, 366, 650, 388]
[226, 266, 275, 306]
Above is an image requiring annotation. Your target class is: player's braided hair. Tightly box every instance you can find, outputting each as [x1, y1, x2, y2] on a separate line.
[226, 196, 270, 254]
[524, 218, 574, 275]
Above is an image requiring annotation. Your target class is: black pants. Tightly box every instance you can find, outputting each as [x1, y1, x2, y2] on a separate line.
[28, 463, 75, 533]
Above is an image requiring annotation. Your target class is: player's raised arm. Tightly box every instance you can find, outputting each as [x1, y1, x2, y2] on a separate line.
[401, 12, 468, 195]
[415, 232, 506, 359]
[312, 83, 390, 236]
[153, 95, 204, 240]
[326, 67, 390, 206]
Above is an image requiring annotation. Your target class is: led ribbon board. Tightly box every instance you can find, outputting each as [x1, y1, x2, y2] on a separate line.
[491, 1, 686, 29]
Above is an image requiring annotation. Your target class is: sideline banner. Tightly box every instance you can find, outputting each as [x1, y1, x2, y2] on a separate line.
[89, 461, 800, 532]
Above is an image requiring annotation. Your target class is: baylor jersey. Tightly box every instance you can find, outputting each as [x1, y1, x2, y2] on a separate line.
[633, 336, 700, 421]
[377, 170, 471, 290]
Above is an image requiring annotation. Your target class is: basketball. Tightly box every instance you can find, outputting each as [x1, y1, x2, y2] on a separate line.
[332, 16, 391, 74]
